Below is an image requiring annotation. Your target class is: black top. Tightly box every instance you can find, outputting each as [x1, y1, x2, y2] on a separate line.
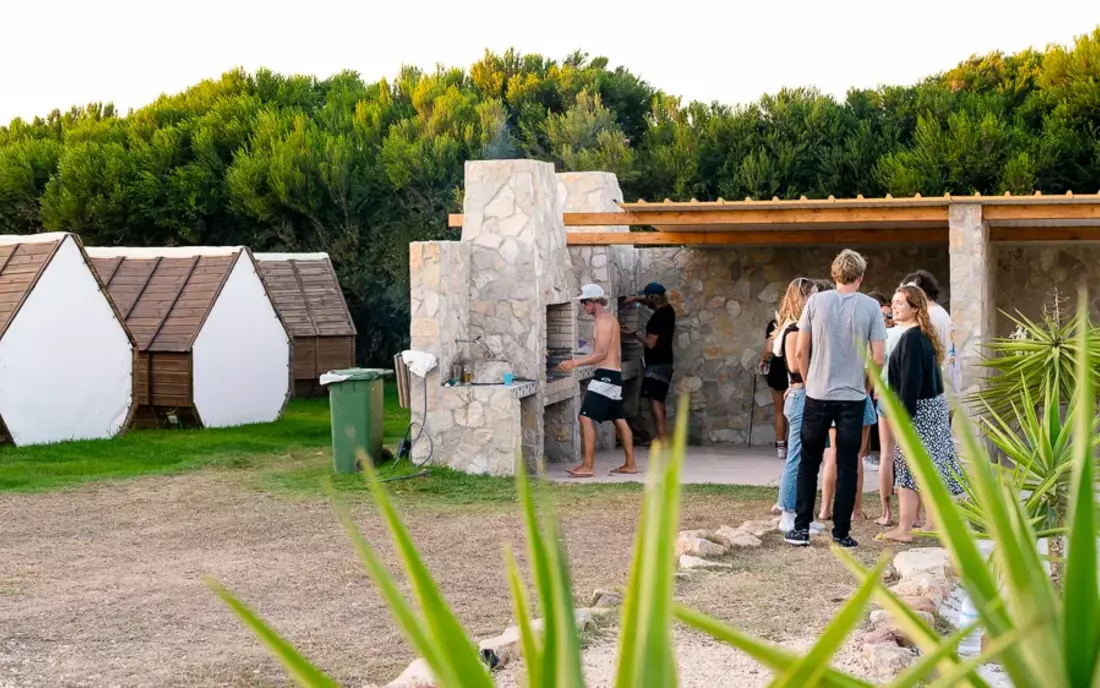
[645, 305, 676, 366]
[765, 320, 789, 391]
[888, 327, 945, 417]
[779, 323, 802, 385]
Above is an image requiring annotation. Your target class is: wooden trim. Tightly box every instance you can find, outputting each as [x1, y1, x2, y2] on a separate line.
[289, 260, 321, 337]
[0, 239, 62, 341]
[451, 207, 950, 229]
[149, 255, 200, 350]
[124, 256, 162, 321]
[990, 226, 1100, 242]
[102, 256, 124, 287]
[982, 204, 1100, 223]
[0, 244, 18, 276]
[146, 352, 154, 406]
[565, 228, 949, 246]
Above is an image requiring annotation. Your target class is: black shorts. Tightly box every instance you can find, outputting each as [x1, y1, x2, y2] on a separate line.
[640, 363, 673, 403]
[580, 369, 625, 423]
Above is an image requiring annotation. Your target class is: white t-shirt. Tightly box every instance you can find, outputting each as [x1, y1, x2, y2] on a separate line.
[928, 303, 960, 392]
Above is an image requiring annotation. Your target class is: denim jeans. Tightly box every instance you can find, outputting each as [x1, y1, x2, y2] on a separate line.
[777, 387, 805, 511]
[795, 396, 866, 539]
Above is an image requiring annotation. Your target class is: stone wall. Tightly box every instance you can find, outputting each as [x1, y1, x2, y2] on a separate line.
[994, 243, 1100, 336]
[635, 245, 951, 445]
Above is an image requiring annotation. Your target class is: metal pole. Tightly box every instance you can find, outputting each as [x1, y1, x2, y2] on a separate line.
[748, 373, 757, 447]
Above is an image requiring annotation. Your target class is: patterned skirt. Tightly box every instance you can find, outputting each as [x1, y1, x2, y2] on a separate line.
[893, 394, 965, 495]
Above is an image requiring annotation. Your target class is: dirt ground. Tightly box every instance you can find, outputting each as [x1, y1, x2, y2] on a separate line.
[0, 472, 896, 687]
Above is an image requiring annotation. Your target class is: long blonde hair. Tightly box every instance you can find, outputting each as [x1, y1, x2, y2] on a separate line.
[896, 284, 944, 365]
[773, 277, 816, 356]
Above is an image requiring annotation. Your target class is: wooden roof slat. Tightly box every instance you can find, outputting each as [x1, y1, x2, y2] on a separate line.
[0, 239, 63, 340]
[92, 251, 237, 353]
[255, 255, 355, 338]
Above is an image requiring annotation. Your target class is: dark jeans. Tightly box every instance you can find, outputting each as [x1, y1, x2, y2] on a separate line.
[795, 396, 866, 539]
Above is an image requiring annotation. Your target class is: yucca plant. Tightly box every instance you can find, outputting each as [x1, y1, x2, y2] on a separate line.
[210, 295, 1100, 686]
[969, 295, 1100, 420]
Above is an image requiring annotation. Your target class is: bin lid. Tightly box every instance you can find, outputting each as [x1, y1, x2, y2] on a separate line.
[320, 368, 394, 385]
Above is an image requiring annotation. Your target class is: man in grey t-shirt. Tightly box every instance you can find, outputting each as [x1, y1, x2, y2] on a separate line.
[786, 249, 887, 548]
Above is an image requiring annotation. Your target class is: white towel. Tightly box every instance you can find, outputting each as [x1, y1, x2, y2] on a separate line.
[402, 350, 438, 378]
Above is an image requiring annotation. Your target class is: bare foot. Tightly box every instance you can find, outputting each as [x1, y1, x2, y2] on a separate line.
[818, 511, 832, 521]
[880, 529, 916, 543]
[567, 466, 594, 478]
[610, 465, 638, 475]
[874, 516, 892, 527]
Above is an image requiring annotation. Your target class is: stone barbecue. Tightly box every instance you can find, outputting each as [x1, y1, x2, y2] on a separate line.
[411, 159, 1100, 476]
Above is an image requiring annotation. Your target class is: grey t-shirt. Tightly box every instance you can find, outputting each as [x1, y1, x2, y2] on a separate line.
[797, 290, 888, 401]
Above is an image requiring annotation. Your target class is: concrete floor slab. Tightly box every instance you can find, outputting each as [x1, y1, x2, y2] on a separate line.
[543, 445, 881, 491]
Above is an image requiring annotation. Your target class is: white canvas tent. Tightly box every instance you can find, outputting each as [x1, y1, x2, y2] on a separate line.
[0, 233, 135, 445]
[86, 246, 292, 429]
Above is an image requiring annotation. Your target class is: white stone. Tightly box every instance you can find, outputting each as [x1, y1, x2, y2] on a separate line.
[757, 280, 786, 303]
[726, 300, 742, 319]
[484, 184, 517, 219]
[679, 555, 732, 570]
[740, 348, 758, 371]
[893, 548, 950, 582]
[737, 518, 780, 538]
[423, 291, 439, 318]
[861, 643, 916, 680]
[591, 252, 608, 268]
[499, 238, 520, 264]
[455, 401, 485, 428]
[716, 525, 762, 548]
[675, 533, 730, 558]
[890, 575, 947, 603]
[385, 658, 435, 687]
[474, 231, 502, 249]
[497, 209, 530, 237]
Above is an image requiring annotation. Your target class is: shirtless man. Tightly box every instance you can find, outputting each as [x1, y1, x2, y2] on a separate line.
[559, 284, 637, 477]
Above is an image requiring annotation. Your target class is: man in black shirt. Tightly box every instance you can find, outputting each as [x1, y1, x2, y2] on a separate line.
[622, 282, 676, 444]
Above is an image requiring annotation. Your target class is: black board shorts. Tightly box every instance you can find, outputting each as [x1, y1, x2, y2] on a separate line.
[580, 369, 626, 423]
[640, 363, 673, 403]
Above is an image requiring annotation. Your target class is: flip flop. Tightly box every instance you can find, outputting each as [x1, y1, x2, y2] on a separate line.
[566, 469, 594, 478]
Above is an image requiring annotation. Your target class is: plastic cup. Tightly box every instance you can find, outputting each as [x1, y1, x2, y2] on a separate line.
[503, 373, 514, 386]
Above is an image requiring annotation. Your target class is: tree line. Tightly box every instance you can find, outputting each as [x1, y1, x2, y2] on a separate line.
[2, 29, 1098, 364]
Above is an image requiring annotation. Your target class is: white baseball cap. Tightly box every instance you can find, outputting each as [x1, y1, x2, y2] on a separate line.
[574, 284, 605, 301]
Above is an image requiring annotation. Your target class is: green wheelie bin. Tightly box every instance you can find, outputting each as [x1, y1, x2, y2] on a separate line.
[323, 368, 393, 473]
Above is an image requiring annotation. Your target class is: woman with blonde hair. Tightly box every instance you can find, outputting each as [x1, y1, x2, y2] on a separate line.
[878, 284, 965, 543]
[772, 277, 824, 535]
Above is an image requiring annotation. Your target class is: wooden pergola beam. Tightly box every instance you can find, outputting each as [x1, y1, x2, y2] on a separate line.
[566, 229, 949, 246]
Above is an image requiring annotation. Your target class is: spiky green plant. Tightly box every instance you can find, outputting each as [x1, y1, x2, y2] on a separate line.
[969, 300, 1100, 420]
[212, 297, 1100, 686]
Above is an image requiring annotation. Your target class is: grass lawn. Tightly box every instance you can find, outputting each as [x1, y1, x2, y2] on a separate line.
[0, 382, 775, 505]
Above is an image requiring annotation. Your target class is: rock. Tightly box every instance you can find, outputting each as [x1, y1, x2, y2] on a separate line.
[898, 595, 938, 614]
[675, 533, 730, 558]
[862, 642, 917, 680]
[716, 525, 762, 548]
[590, 589, 623, 608]
[882, 564, 900, 584]
[890, 575, 947, 602]
[679, 555, 733, 570]
[386, 658, 436, 687]
[894, 548, 951, 582]
[737, 518, 780, 538]
[478, 626, 523, 667]
[859, 626, 904, 647]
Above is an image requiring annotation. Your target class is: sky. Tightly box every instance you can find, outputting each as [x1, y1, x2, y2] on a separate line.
[1, 0, 1097, 124]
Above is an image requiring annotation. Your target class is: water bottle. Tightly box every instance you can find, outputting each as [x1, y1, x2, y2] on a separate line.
[957, 593, 982, 658]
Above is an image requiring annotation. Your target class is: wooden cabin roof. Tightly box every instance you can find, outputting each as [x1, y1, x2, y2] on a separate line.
[87, 247, 241, 352]
[254, 253, 356, 338]
[0, 234, 67, 339]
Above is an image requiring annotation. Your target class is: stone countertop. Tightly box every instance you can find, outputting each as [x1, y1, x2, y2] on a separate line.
[445, 380, 539, 399]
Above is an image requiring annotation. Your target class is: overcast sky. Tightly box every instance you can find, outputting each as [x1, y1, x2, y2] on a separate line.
[2, 0, 1096, 124]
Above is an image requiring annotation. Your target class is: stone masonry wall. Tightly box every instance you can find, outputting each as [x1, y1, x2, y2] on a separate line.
[994, 243, 1100, 336]
[635, 245, 950, 445]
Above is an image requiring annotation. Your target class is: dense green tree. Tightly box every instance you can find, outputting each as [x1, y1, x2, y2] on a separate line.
[3, 29, 1100, 363]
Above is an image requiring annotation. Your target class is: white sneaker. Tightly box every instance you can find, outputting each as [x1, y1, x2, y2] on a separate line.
[810, 521, 826, 534]
[778, 511, 796, 534]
